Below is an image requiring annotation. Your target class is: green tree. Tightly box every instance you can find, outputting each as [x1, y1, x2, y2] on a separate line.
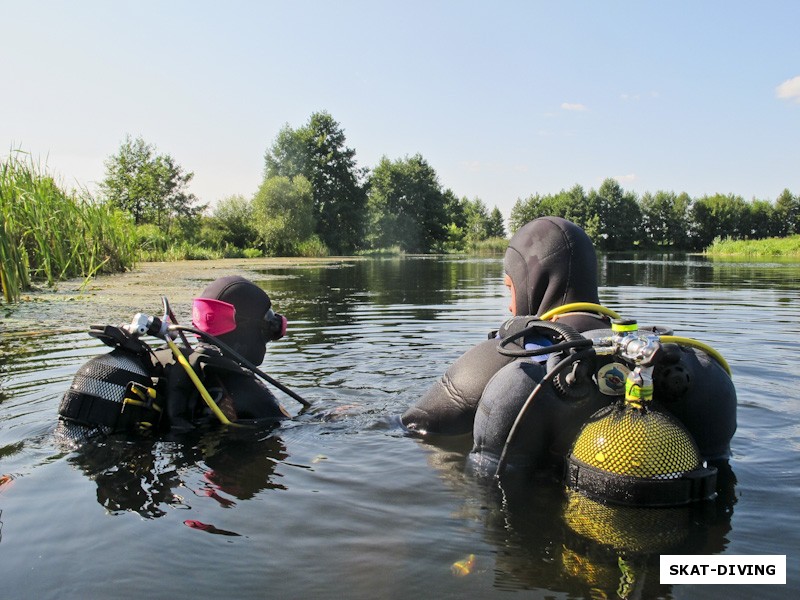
[745, 199, 777, 239]
[509, 193, 555, 232]
[442, 189, 468, 252]
[443, 190, 468, 231]
[639, 190, 690, 248]
[264, 111, 367, 254]
[591, 178, 641, 250]
[464, 197, 490, 243]
[486, 207, 506, 238]
[366, 154, 448, 253]
[100, 135, 153, 225]
[689, 193, 749, 249]
[509, 185, 588, 233]
[252, 175, 315, 256]
[552, 185, 591, 229]
[672, 192, 692, 247]
[774, 188, 799, 236]
[100, 135, 202, 233]
[210, 194, 259, 249]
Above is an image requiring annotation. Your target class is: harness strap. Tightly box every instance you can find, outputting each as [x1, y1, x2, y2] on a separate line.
[59, 390, 125, 429]
[566, 458, 718, 506]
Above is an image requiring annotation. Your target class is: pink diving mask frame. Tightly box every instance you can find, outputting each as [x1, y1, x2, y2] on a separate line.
[192, 298, 238, 336]
[192, 298, 288, 340]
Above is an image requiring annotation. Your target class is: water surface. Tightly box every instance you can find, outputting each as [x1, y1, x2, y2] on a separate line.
[1, 254, 798, 599]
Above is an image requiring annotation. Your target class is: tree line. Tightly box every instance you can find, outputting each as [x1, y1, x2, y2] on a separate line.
[101, 112, 506, 258]
[95, 110, 800, 256]
[511, 180, 800, 251]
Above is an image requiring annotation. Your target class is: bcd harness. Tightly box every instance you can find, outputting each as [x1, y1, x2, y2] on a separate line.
[58, 324, 251, 434]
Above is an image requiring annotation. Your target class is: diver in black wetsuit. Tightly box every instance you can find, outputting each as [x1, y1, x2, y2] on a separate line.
[163, 275, 290, 429]
[401, 216, 607, 436]
[402, 216, 736, 492]
[57, 276, 295, 440]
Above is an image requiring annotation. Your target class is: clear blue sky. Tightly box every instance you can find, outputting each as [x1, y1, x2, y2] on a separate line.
[3, 1, 799, 223]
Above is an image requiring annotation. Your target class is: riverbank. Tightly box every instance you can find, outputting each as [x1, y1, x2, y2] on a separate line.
[705, 234, 800, 256]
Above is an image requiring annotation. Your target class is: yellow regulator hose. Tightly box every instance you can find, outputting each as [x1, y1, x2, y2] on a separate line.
[540, 302, 622, 322]
[165, 337, 242, 426]
[539, 303, 732, 377]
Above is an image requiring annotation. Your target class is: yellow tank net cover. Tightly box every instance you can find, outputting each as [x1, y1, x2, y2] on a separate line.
[567, 403, 717, 506]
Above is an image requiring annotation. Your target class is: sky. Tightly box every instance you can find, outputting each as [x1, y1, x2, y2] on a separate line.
[2, 1, 799, 223]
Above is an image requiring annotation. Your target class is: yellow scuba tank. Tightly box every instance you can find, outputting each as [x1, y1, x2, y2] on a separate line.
[566, 319, 717, 506]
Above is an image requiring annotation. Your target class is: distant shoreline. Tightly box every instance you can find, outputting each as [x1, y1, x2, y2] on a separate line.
[704, 235, 800, 257]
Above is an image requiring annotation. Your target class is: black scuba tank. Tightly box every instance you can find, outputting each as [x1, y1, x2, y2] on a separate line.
[59, 348, 156, 431]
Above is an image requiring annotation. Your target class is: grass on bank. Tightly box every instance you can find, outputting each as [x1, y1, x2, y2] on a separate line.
[0, 152, 137, 303]
[705, 235, 800, 257]
[469, 236, 508, 255]
[134, 225, 330, 262]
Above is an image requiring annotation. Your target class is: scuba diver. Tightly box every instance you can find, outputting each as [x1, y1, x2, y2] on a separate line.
[402, 216, 736, 508]
[401, 215, 605, 436]
[57, 275, 309, 440]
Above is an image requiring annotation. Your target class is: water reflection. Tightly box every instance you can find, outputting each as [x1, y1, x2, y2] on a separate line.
[56, 424, 288, 520]
[418, 437, 737, 599]
[253, 257, 503, 330]
[601, 252, 800, 290]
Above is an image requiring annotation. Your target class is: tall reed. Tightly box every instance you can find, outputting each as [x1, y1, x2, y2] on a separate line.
[0, 151, 137, 303]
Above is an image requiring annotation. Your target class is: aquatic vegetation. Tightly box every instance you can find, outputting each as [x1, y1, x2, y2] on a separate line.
[0, 151, 137, 302]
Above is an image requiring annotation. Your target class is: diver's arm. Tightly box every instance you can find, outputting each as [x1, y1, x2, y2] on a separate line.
[401, 338, 515, 435]
[214, 372, 288, 421]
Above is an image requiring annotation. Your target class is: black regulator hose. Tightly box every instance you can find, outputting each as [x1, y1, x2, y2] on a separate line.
[174, 324, 311, 408]
[166, 303, 193, 349]
[494, 347, 597, 479]
[497, 320, 591, 357]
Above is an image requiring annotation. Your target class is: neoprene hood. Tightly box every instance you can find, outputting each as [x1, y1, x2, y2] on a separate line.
[198, 276, 273, 365]
[503, 217, 600, 317]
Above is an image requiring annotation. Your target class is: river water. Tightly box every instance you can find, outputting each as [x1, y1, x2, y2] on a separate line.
[0, 254, 798, 599]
